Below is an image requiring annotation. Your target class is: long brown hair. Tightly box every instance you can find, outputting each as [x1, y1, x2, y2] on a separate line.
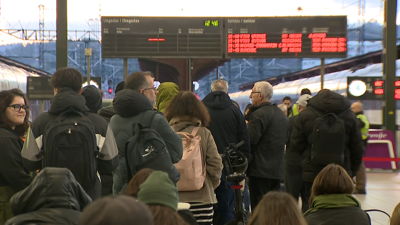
[125, 168, 154, 197]
[148, 205, 188, 225]
[391, 203, 400, 225]
[165, 91, 210, 127]
[248, 191, 307, 225]
[0, 88, 30, 136]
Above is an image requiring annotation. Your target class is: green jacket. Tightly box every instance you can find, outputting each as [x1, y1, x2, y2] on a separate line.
[156, 82, 179, 114]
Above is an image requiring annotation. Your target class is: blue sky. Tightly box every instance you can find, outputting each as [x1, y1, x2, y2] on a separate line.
[0, 0, 391, 31]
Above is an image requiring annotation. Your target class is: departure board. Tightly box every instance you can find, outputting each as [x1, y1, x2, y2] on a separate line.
[225, 16, 347, 58]
[101, 17, 224, 58]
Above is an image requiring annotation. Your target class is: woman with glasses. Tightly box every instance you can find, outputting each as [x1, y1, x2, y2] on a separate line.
[0, 88, 32, 223]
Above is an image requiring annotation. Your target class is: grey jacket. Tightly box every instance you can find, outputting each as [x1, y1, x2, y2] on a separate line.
[110, 89, 183, 194]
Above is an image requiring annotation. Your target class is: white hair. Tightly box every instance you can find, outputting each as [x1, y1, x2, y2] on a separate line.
[254, 81, 273, 101]
[211, 80, 229, 93]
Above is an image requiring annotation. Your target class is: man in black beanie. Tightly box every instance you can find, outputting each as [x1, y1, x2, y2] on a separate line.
[98, 81, 125, 122]
[80, 195, 152, 225]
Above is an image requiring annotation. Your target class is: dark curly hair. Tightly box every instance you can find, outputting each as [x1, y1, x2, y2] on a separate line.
[0, 89, 30, 136]
[165, 91, 210, 127]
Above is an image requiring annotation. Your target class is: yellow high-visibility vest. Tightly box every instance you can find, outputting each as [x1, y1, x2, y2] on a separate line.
[289, 103, 299, 117]
[357, 114, 369, 140]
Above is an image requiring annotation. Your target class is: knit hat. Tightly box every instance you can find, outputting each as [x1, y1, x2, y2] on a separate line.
[137, 171, 178, 211]
[80, 195, 152, 225]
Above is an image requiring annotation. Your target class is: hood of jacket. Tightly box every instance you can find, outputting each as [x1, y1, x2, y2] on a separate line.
[202, 91, 233, 109]
[304, 194, 361, 216]
[308, 90, 350, 114]
[48, 88, 90, 115]
[81, 85, 103, 113]
[169, 116, 202, 132]
[10, 168, 92, 215]
[98, 104, 115, 120]
[113, 89, 154, 117]
[156, 82, 179, 113]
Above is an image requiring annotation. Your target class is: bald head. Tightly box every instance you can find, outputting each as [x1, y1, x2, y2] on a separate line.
[351, 102, 363, 113]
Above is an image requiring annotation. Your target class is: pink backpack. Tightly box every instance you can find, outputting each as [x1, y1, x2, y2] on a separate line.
[174, 126, 206, 191]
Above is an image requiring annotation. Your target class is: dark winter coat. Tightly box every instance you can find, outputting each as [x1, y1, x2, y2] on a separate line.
[5, 167, 92, 225]
[0, 128, 32, 224]
[98, 105, 115, 123]
[22, 88, 119, 201]
[0, 128, 31, 191]
[286, 115, 302, 172]
[82, 85, 113, 197]
[304, 194, 370, 225]
[246, 102, 288, 179]
[81, 85, 103, 113]
[110, 89, 183, 194]
[202, 91, 251, 158]
[287, 90, 364, 182]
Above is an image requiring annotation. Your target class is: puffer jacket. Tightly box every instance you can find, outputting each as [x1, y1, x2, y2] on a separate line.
[5, 167, 92, 225]
[110, 89, 183, 194]
[170, 116, 223, 204]
[156, 82, 179, 114]
[287, 90, 364, 182]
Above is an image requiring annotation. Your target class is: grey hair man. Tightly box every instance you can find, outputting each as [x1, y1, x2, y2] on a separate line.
[203, 79, 251, 224]
[285, 93, 312, 213]
[211, 79, 229, 93]
[247, 81, 288, 210]
[109, 71, 183, 194]
[125, 71, 158, 105]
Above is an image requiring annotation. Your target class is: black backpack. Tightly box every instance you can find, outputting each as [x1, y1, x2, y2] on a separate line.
[310, 107, 348, 165]
[125, 112, 180, 184]
[41, 109, 99, 190]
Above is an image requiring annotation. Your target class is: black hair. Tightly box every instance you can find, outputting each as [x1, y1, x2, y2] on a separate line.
[300, 88, 311, 95]
[283, 96, 292, 102]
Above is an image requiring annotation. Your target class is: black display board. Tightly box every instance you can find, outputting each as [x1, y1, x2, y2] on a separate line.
[225, 16, 347, 58]
[101, 16, 347, 59]
[27, 77, 102, 100]
[101, 17, 224, 58]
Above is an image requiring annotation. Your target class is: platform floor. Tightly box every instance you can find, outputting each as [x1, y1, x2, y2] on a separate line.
[354, 172, 400, 225]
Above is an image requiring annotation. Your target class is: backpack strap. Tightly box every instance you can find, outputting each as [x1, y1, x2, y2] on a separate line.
[309, 107, 325, 118]
[191, 126, 200, 136]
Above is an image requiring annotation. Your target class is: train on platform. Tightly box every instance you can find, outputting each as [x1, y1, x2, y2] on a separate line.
[229, 59, 400, 126]
[0, 57, 51, 120]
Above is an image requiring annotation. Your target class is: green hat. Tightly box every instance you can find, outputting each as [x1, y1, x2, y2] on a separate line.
[137, 171, 178, 211]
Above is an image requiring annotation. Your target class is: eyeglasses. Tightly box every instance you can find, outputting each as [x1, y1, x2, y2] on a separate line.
[143, 87, 157, 92]
[250, 91, 261, 95]
[9, 104, 29, 112]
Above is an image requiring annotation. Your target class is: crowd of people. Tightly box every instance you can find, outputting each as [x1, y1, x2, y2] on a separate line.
[0, 67, 398, 225]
